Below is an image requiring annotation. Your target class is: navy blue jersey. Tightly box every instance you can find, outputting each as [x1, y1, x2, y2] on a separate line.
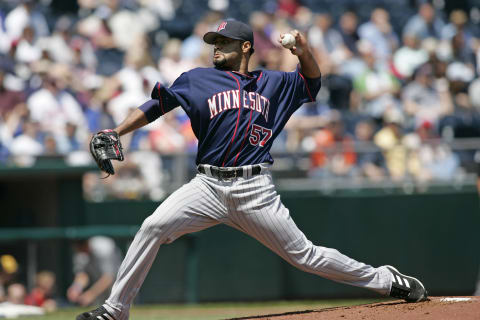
[147, 67, 321, 167]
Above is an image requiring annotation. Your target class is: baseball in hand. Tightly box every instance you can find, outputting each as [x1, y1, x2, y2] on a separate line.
[281, 33, 296, 49]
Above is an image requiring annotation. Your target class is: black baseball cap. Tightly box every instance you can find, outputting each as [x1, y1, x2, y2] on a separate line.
[203, 20, 254, 48]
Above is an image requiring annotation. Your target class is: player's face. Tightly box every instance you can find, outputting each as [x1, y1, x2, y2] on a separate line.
[213, 36, 242, 68]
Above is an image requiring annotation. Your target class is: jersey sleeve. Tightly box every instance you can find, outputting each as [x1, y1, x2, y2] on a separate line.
[281, 66, 322, 114]
[150, 71, 191, 116]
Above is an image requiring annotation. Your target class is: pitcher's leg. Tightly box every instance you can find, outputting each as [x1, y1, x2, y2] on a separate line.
[240, 210, 391, 294]
[104, 177, 223, 320]
[227, 174, 392, 295]
[475, 272, 480, 296]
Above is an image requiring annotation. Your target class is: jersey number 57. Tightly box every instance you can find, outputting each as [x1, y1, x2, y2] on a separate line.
[249, 124, 272, 147]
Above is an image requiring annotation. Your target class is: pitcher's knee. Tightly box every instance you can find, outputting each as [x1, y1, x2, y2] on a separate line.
[138, 213, 183, 244]
[138, 215, 166, 238]
[285, 242, 317, 271]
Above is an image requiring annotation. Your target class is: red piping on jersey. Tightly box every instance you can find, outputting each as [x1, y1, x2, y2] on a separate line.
[156, 82, 166, 114]
[232, 71, 262, 166]
[256, 71, 263, 83]
[222, 71, 242, 167]
[233, 108, 252, 166]
[232, 71, 255, 78]
[298, 71, 315, 102]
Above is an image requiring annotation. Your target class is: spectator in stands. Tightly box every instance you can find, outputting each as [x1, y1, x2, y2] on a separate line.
[27, 64, 87, 139]
[24, 271, 57, 312]
[158, 38, 197, 86]
[102, 0, 154, 53]
[62, 122, 82, 153]
[14, 25, 42, 64]
[138, 0, 176, 21]
[338, 10, 360, 56]
[467, 79, 480, 136]
[128, 150, 165, 200]
[0, 68, 26, 122]
[336, 12, 366, 83]
[0, 283, 45, 318]
[354, 119, 386, 181]
[0, 122, 10, 162]
[69, 36, 97, 72]
[84, 83, 117, 133]
[402, 63, 453, 129]
[109, 158, 147, 199]
[76, 3, 123, 76]
[352, 40, 401, 119]
[308, 12, 354, 109]
[392, 33, 429, 79]
[449, 31, 476, 69]
[276, 0, 300, 18]
[248, 11, 277, 67]
[0, 255, 19, 303]
[181, 19, 210, 61]
[439, 77, 480, 140]
[374, 108, 413, 180]
[411, 120, 460, 181]
[0, 9, 11, 54]
[1, 99, 29, 161]
[283, 103, 329, 152]
[310, 110, 356, 178]
[43, 134, 59, 156]
[9, 120, 43, 161]
[358, 7, 399, 62]
[427, 42, 449, 81]
[441, 9, 475, 47]
[38, 16, 75, 65]
[403, 2, 445, 41]
[6, 283, 26, 304]
[292, 6, 314, 32]
[67, 236, 122, 307]
[5, 0, 49, 42]
[469, 79, 480, 112]
[150, 111, 187, 154]
[308, 13, 344, 59]
[106, 35, 158, 126]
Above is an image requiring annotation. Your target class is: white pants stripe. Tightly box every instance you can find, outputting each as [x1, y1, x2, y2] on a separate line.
[105, 168, 392, 320]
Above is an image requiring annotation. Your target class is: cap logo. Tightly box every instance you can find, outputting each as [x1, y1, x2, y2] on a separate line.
[217, 21, 227, 32]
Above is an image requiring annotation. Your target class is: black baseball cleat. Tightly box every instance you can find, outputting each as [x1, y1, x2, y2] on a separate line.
[386, 265, 428, 302]
[76, 306, 116, 320]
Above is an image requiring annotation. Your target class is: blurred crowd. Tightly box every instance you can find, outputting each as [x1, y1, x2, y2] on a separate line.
[0, 237, 122, 317]
[0, 254, 56, 316]
[0, 0, 479, 199]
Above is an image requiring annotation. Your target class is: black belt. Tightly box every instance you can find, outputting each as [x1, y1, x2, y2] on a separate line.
[198, 165, 262, 179]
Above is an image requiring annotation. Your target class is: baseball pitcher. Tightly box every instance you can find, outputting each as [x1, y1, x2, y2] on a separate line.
[82, 20, 427, 320]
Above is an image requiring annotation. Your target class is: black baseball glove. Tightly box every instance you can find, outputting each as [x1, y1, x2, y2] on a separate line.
[89, 130, 124, 177]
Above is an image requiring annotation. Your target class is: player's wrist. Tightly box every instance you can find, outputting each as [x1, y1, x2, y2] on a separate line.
[99, 129, 116, 134]
[296, 46, 312, 58]
[99, 128, 121, 137]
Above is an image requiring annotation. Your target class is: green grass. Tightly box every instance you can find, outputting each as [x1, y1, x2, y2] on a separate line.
[19, 299, 387, 320]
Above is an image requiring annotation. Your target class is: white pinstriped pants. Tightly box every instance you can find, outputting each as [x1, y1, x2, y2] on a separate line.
[105, 165, 393, 320]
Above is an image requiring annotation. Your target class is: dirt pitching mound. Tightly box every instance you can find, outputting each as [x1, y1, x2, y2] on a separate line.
[229, 297, 480, 320]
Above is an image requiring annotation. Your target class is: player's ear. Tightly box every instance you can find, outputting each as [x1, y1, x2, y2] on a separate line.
[241, 41, 252, 54]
